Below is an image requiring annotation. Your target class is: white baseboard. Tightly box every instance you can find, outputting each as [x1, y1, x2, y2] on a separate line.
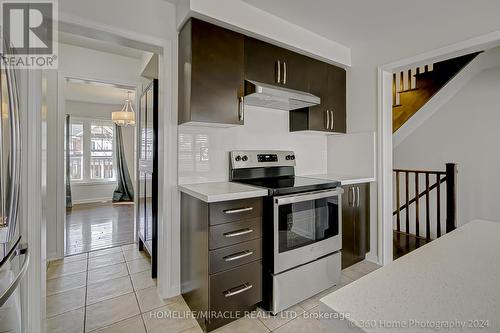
[72, 198, 112, 205]
[47, 252, 62, 262]
[365, 252, 380, 265]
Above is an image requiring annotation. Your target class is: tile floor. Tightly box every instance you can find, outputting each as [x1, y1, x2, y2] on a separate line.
[46, 245, 380, 333]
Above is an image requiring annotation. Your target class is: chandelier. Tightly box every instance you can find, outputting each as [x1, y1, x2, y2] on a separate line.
[112, 91, 135, 126]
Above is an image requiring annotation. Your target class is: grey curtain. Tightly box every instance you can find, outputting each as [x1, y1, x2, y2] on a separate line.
[113, 124, 134, 202]
[65, 115, 73, 208]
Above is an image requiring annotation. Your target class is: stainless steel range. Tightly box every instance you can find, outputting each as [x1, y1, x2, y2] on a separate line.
[230, 150, 343, 314]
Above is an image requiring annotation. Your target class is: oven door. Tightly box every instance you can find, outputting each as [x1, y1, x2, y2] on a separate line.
[273, 188, 342, 274]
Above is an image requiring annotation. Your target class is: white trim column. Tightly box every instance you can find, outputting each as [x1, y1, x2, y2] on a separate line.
[20, 67, 45, 333]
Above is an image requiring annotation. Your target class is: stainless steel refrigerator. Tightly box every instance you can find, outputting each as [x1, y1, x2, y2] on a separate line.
[0, 54, 28, 332]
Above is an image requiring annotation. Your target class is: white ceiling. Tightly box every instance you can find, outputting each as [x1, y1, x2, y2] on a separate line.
[59, 31, 145, 59]
[242, 0, 500, 48]
[65, 80, 136, 105]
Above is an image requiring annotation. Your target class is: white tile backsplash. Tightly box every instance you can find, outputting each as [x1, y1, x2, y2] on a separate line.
[327, 131, 376, 178]
[178, 106, 327, 184]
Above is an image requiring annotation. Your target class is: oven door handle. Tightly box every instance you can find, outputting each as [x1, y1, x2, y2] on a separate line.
[275, 188, 343, 205]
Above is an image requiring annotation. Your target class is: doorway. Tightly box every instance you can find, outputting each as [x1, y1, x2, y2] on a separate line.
[45, 29, 165, 331]
[377, 34, 500, 266]
[63, 78, 137, 255]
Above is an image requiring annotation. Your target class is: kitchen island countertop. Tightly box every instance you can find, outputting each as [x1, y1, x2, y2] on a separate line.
[319, 220, 500, 332]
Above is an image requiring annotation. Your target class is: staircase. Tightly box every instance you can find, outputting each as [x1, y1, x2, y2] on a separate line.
[392, 52, 481, 132]
[393, 163, 457, 259]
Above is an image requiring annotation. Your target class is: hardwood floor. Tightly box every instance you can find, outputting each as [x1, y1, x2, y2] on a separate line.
[66, 202, 135, 255]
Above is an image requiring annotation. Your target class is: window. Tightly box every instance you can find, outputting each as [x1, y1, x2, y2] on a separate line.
[69, 122, 83, 181]
[68, 118, 115, 183]
[90, 124, 114, 180]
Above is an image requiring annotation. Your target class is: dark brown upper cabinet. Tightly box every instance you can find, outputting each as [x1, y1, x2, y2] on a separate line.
[178, 18, 245, 126]
[328, 65, 347, 133]
[244, 37, 309, 92]
[178, 18, 346, 131]
[289, 61, 346, 133]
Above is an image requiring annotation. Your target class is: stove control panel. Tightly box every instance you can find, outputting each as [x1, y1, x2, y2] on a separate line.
[230, 150, 296, 169]
[258, 154, 278, 162]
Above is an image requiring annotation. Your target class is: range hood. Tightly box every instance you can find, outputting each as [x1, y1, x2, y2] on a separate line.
[244, 80, 320, 111]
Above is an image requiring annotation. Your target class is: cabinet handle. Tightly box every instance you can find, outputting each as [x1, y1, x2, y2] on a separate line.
[223, 250, 254, 262]
[277, 60, 281, 83]
[283, 61, 287, 84]
[224, 283, 253, 298]
[223, 228, 254, 238]
[348, 187, 353, 207]
[330, 110, 335, 130]
[326, 110, 330, 129]
[223, 207, 253, 214]
[356, 186, 360, 207]
[238, 96, 244, 122]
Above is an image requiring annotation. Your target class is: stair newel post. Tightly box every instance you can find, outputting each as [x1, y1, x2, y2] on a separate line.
[445, 163, 457, 233]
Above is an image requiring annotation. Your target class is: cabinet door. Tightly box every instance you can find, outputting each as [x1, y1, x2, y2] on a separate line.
[341, 186, 356, 269]
[181, 18, 245, 125]
[245, 37, 310, 91]
[279, 48, 310, 92]
[327, 65, 347, 133]
[290, 61, 347, 133]
[354, 183, 370, 255]
[306, 60, 329, 131]
[244, 36, 283, 86]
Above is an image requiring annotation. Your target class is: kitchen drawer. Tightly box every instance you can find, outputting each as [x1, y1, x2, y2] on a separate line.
[209, 197, 262, 226]
[209, 218, 262, 250]
[208, 260, 262, 330]
[209, 238, 262, 274]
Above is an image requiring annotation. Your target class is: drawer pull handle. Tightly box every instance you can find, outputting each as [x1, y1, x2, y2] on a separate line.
[224, 283, 253, 298]
[223, 250, 254, 262]
[223, 228, 253, 238]
[223, 207, 253, 214]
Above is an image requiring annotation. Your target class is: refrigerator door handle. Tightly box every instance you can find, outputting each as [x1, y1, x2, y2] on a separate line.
[0, 237, 29, 307]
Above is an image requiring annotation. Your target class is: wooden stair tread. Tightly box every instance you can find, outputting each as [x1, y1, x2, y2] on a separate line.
[396, 88, 419, 94]
[393, 230, 431, 259]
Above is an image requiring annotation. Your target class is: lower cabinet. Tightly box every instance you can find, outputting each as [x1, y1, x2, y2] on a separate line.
[342, 183, 370, 269]
[181, 193, 263, 332]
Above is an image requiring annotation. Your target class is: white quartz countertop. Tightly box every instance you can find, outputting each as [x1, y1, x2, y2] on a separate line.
[303, 173, 375, 186]
[320, 220, 500, 333]
[178, 182, 268, 203]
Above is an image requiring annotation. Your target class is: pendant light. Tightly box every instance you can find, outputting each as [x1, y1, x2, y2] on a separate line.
[112, 91, 135, 126]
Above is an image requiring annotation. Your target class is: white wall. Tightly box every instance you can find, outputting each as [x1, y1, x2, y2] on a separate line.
[327, 132, 376, 178]
[60, 0, 177, 42]
[394, 67, 500, 226]
[178, 106, 327, 184]
[66, 101, 135, 204]
[59, 44, 143, 84]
